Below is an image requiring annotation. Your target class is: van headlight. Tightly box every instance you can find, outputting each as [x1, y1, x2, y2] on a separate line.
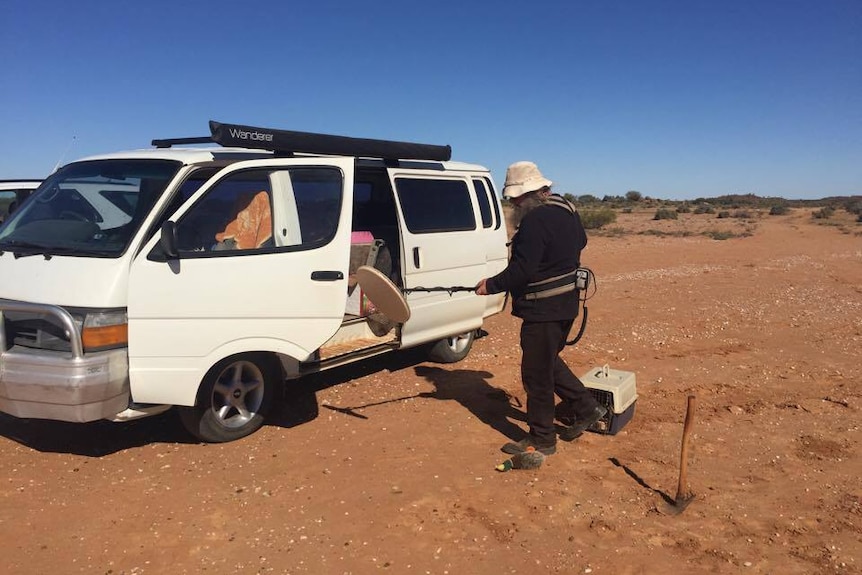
[69, 309, 128, 352]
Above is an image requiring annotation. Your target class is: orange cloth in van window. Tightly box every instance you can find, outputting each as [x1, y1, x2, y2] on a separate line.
[215, 191, 273, 249]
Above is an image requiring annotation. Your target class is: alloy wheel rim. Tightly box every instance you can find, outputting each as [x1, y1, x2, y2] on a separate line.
[209, 360, 265, 428]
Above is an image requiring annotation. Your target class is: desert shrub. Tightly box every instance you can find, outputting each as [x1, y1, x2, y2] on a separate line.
[812, 206, 835, 219]
[717, 211, 731, 219]
[841, 198, 862, 216]
[769, 205, 789, 215]
[676, 204, 691, 213]
[580, 208, 617, 229]
[641, 229, 694, 237]
[733, 210, 754, 219]
[653, 209, 678, 220]
[601, 226, 627, 237]
[625, 190, 642, 202]
[621, 207, 632, 213]
[694, 205, 715, 214]
[704, 230, 736, 240]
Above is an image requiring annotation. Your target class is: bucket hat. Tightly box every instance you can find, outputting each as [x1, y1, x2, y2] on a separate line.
[502, 161, 553, 199]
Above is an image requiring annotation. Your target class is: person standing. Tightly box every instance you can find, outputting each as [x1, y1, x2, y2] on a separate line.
[475, 161, 606, 455]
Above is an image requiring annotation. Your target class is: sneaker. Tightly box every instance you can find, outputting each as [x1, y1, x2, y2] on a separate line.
[501, 436, 557, 456]
[559, 405, 608, 441]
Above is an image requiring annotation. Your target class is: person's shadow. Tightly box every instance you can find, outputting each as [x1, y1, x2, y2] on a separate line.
[414, 365, 528, 442]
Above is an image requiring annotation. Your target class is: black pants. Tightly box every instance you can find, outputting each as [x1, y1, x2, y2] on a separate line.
[520, 319, 599, 444]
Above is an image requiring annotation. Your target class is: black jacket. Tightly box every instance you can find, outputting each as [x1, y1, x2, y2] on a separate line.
[486, 196, 587, 322]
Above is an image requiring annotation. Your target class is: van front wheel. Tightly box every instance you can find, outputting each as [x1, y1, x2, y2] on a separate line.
[427, 330, 475, 363]
[179, 354, 279, 443]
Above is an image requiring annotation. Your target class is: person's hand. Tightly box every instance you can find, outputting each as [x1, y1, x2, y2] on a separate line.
[474, 279, 488, 295]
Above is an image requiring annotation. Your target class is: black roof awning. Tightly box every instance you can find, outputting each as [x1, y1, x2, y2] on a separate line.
[209, 120, 451, 162]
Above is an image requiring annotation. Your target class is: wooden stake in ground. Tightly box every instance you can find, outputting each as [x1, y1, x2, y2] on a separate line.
[669, 394, 697, 514]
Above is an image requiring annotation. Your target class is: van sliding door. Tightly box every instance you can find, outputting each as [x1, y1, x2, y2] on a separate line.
[388, 170, 486, 348]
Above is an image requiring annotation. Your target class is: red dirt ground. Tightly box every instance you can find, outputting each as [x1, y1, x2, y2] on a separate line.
[1, 208, 860, 574]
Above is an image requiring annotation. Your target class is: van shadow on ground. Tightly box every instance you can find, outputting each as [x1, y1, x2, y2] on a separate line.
[281, 347, 432, 425]
[0, 409, 196, 457]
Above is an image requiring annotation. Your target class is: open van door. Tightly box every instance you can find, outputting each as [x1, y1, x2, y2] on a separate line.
[387, 169, 486, 349]
[127, 158, 354, 407]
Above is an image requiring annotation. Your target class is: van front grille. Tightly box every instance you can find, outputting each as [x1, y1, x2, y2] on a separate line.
[2, 311, 72, 352]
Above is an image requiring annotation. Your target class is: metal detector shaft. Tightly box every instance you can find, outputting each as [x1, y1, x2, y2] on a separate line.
[402, 286, 476, 296]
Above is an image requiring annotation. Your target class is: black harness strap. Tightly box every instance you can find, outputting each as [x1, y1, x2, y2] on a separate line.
[524, 270, 578, 300]
[543, 195, 590, 346]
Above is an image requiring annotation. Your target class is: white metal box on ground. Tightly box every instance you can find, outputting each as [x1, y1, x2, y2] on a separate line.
[580, 365, 637, 435]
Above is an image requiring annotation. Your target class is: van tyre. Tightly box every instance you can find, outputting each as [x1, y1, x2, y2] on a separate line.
[427, 330, 475, 363]
[179, 353, 280, 443]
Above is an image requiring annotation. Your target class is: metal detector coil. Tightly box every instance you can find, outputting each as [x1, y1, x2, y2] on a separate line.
[354, 266, 411, 323]
[354, 266, 477, 324]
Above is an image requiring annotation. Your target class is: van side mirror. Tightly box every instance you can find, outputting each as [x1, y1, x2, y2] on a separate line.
[159, 221, 179, 259]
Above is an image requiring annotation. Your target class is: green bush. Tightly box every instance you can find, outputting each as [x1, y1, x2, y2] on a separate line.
[694, 205, 715, 214]
[676, 204, 691, 213]
[580, 208, 617, 229]
[812, 206, 835, 219]
[717, 211, 731, 219]
[769, 205, 789, 215]
[653, 208, 678, 220]
[733, 210, 754, 219]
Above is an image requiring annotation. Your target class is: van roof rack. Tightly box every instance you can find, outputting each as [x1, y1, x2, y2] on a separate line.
[151, 120, 452, 162]
[151, 136, 214, 148]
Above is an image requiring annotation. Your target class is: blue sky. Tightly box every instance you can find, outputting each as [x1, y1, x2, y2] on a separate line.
[1, 0, 859, 200]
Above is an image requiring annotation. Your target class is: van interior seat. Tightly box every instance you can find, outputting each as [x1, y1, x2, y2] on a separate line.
[215, 190, 273, 249]
[365, 225, 400, 285]
[349, 231, 395, 289]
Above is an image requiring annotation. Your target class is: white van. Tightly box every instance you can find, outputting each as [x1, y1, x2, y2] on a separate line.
[0, 121, 509, 442]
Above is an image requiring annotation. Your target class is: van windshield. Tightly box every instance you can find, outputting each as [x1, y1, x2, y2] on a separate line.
[0, 159, 181, 258]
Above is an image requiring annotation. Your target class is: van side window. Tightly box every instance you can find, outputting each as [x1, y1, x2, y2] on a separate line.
[483, 177, 502, 230]
[173, 167, 342, 254]
[289, 168, 342, 246]
[394, 178, 475, 233]
[175, 170, 274, 253]
[472, 178, 494, 229]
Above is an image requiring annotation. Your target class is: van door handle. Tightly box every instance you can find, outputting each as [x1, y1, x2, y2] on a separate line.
[413, 247, 421, 268]
[311, 271, 344, 281]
